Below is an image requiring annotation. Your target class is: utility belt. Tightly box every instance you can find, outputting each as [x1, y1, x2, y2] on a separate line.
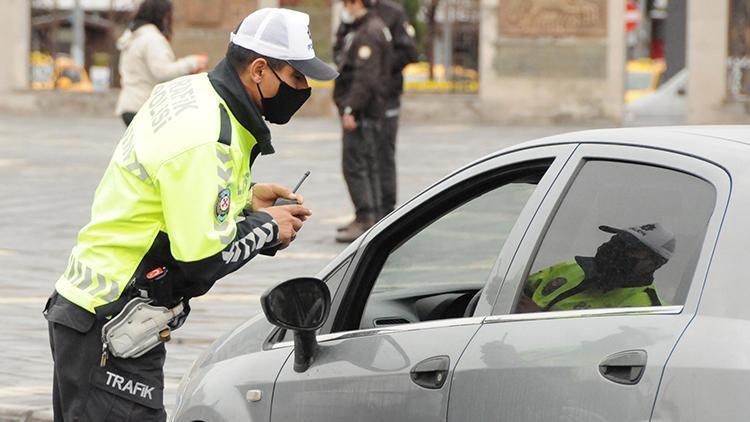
[95, 265, 189, 367]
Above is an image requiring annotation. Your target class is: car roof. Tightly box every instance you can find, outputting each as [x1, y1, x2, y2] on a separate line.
[436, 126, 749, 197]
[497, 126, 750, 168]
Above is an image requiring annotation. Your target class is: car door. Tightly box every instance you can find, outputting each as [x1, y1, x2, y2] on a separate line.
[269, 145, 577, 422]
[448, 144, 729, 421]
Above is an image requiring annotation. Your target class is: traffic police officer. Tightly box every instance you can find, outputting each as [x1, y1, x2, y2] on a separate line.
[334, 0, 418, 236]
[333, 0, 394, 243]
[518, 223, 675, 313]
[43, 8, 337, 420]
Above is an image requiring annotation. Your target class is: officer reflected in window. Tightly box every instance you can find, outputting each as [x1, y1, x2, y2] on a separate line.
[517, 223, 676, 313]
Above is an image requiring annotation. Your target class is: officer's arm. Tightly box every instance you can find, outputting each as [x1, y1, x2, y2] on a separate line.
[144, 36, 200, 82]
[390, 13, 418, 72]
[343, 34, 385, 115]
[157, 143, 279, 296]
[333, 23, 350, 57]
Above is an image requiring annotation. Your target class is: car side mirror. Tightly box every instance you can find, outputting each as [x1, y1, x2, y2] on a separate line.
[261, 277, 331, 372]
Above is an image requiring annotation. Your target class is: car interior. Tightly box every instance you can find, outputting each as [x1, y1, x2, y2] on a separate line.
[359, 283, 485, 329]
[348, 166, 550, 331]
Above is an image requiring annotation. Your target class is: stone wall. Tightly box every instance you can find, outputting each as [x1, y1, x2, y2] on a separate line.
[170, 0, 277, 66]
[478, 0, 624, 123]
[686, 0, 741, 124]
[0, 0, 30, 93]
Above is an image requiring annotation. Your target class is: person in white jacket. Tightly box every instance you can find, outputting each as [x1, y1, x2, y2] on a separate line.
[115, 0, 208, 126]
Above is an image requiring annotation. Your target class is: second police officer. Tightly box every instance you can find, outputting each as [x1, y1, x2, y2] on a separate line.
[334, 0, 418, 243]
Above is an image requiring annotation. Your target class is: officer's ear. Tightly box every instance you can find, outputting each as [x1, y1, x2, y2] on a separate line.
[248, 58, 268, 84]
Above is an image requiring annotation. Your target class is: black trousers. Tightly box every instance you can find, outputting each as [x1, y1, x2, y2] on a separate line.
[45, 293, 167, 422]
[342, 118, 383, 221]
[378, 110, 399, 216]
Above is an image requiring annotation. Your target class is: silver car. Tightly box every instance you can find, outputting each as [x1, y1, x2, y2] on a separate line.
[173, 126, 747, 422]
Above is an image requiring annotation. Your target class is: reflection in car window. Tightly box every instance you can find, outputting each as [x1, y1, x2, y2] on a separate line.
[356, 168, 547, 329]
[374, 181, 538, 293]
[514, 160, 716, 314]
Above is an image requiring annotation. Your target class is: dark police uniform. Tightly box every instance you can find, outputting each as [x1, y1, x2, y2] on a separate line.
[335, 0, 417, 217]
[44, 58, 280, 421]
[334, 11, 393, 225]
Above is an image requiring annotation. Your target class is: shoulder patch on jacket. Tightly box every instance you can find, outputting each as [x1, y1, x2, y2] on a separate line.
[358, 45, 372, 60]
[382, 27, 392, 42]
[217, 103, 232, 146]
[405, 22, 416, 38]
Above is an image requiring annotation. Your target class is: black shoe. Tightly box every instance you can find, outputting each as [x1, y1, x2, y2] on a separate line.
[336, 219, 357, 232]
[335, 219, 374, 243]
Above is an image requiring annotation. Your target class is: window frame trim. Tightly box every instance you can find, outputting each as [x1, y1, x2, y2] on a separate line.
[271, 316, 486, 350]
[491, 143, 731, 318]
[331, 160, 553, 332]
[483, 305, 684, 325]
[328, 145, 579, 334]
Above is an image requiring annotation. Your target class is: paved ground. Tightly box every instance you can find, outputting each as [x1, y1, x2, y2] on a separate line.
[0, 114, 585, 420]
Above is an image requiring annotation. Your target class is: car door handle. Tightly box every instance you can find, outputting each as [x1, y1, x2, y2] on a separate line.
[410, 355, 450, 389]
[599, 350, 647, 385]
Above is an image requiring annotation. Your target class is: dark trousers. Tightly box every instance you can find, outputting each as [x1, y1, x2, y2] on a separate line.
[45, 293, 167, 421]
[121, 112, 136, 127]
[342, 118, 382, 221]
[378, 110, 399, 216]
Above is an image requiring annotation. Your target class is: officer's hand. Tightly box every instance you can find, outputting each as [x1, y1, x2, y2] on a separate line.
[252, 183, 304, 212]
[342, 114, 357, 131]
[260, 205, 312, 248]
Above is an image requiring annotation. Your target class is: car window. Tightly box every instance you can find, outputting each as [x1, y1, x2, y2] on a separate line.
[358, 168, 548, 329]
[513, 160, 716, 314]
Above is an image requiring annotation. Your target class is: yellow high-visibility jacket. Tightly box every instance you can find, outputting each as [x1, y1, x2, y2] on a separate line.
[56, 60, 278, 314]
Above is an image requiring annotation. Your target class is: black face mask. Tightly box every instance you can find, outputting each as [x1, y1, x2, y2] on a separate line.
[257, 67, 311, 124]
[591, 235, 665, 290]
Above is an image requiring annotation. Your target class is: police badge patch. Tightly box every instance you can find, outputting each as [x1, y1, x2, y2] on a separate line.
[215, 189, 231, 223]
[542, 277, 567, 296]
[358, 45, 372, 60]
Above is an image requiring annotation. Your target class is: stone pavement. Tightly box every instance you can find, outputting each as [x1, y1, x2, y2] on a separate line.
[0, 114, 583, 421]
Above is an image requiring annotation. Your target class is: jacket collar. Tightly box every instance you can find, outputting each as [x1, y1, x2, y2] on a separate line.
[208, 58, 274, 155]
[351, 10, 372, 28]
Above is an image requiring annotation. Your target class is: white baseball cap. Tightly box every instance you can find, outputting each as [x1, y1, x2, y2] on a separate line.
[599, 223, 676, 260]
[230, 8, 339, 81]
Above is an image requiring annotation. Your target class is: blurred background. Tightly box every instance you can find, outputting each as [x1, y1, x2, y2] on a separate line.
[2, 0, 750, 126]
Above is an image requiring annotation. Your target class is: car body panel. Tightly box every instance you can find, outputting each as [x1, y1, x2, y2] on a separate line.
[448, 143, 731, 421]
[625, 70, 688, 125]
[172, 127, 750, 422]
[172, 314, 293, 421]
[449, 308, 686, 421]
[270, 322, 481, 422]
[651, 130, 750, 421]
